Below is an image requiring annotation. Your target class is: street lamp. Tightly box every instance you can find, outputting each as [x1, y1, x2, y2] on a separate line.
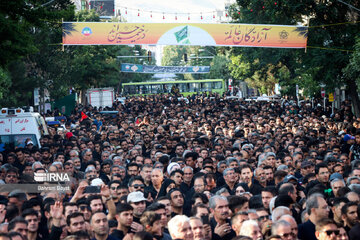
[199, 47, 217, 56]
[340, 84, 346, 102]
[189, 48, 215, 60]
[320, 83, 326, 111]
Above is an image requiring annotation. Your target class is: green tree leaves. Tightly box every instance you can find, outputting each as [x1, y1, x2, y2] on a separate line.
[228, 0, 360, 104]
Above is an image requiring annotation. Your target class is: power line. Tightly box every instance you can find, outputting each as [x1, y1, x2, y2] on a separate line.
[307, 46, 354, 52]
[337, 0, 360, 12]
[309, 20, 360, 28]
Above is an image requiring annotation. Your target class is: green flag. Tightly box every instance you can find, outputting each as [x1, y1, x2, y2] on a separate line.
[174, 26, 188, 43]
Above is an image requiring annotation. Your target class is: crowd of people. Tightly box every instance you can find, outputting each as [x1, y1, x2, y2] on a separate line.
[0, 93, 359, 240]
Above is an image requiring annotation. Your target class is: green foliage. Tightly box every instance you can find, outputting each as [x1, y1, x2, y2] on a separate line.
[228, 55, 251, 81]
[75, 9, 100, 21]
[162, 45, 231, 81]
[162, 45, 190, 65]
[208, 55, 231, 80]
[0, 67, 12, 102]
[0, 0, 76, 106]
[228, 0, 360, 97]
[0, 6, 155, 106]
[344, 37, 360, 86]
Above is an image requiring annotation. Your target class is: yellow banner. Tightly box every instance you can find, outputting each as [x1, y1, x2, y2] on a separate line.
[63, 22, 308, 48]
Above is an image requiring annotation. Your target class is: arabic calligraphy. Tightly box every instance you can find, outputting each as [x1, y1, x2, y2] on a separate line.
[122, 64, 211, 74]
[225, 26, 272, 45]
[108, 24, 147, 43]
[144, 66, 188, 73]
[14, 119, 29, 124]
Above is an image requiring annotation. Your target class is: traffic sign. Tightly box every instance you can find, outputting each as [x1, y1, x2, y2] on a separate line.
[321, 88, 325, 98]
[228, 79, 233, 91]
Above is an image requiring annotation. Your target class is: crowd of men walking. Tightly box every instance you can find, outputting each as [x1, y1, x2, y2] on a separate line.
[0, 93, 359, 240]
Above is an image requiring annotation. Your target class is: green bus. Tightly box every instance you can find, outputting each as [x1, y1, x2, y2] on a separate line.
[122, 79, 226, 96]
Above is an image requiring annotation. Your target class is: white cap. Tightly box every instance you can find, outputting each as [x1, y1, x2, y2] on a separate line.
[91, 178, 104, 186]
[127, 191, 147, 203]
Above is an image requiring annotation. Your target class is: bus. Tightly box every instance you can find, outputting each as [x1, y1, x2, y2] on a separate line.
[122, 79, 226, 96]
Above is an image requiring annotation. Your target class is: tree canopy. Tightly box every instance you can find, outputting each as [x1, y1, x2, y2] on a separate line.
[228, 0, 360, 102]
[0, 3, 153, 106]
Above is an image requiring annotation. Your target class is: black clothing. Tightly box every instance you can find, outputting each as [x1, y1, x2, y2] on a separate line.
[213, 183, 236, 195]
[92, 235, 119, 240]
[133, 216, 141, 224]
[210, 217, 236, 240]
[298, 220, 316, 240]
[48, 225, 63, 240]
[100, 172, 110, 184]
[249, 181, 263, 195]
[349, 223, 360, 240]
[215, 174, 225, 187]
[180, 181, 192, 194]
[111, 229, 131, 239]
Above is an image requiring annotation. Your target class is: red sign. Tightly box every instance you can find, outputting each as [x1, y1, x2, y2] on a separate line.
[228, 79, 233, 91]
[321, 88, 325, 98]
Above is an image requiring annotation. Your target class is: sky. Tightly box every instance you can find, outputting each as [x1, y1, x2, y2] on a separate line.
[115, 0, 235, 23]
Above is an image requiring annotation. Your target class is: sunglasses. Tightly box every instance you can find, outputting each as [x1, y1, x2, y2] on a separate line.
[80, 206, 90, 211]
[133, 184, 145, 189]
[322, 230, 339, 236]
[111, 186, 121, 190]
[258, 215, 269, 221]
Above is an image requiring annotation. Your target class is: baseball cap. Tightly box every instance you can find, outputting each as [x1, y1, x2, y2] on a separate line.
[283, 175, 298, 183]
[330, 173, 343, 182]
[301, 161, 314, 168]
[91, 178, 104, 186]
[127, 191, 147, 203]
[8, 190, 27, 201]
[65, 132, 73, 140]
[26, 141, 34, 146]
[344, 134, 355, 142]
[338, 130, 345, 136]
[277, 165, 289, 171]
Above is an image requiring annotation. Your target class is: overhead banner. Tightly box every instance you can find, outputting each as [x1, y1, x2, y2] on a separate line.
[121, 64, 210, 73]
[62, 22, 308, 48]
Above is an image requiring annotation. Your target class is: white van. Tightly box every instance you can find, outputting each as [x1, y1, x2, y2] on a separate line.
[0, 107, 49, 149]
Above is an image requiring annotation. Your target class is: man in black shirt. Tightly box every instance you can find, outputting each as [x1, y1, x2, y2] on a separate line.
[209, 195, 235, 240]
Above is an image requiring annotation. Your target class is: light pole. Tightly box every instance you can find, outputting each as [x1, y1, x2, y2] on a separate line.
[340, 84, 346, 102]
[320, 83, 326, 112]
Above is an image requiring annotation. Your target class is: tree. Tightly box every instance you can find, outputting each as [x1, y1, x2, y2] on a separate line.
[0, 67, 11, 100]
[208, 55, 231, 80]
[162, 45, 232, 81]
[229, 0, 360, 114]
[344, 37, 360, 117]
[1, 6, 155, 106]
[0, 0, 75, 106]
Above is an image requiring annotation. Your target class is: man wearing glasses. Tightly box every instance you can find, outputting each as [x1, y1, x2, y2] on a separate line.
[126, 191, 146, 231]
[272, 220, 295, 240]
[315, 218, 339, 240]
[108, 180, 122, 204]
[298, 194, 330, 240]
[4, 168, 18, 184]
[128, 176, 145, 193]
